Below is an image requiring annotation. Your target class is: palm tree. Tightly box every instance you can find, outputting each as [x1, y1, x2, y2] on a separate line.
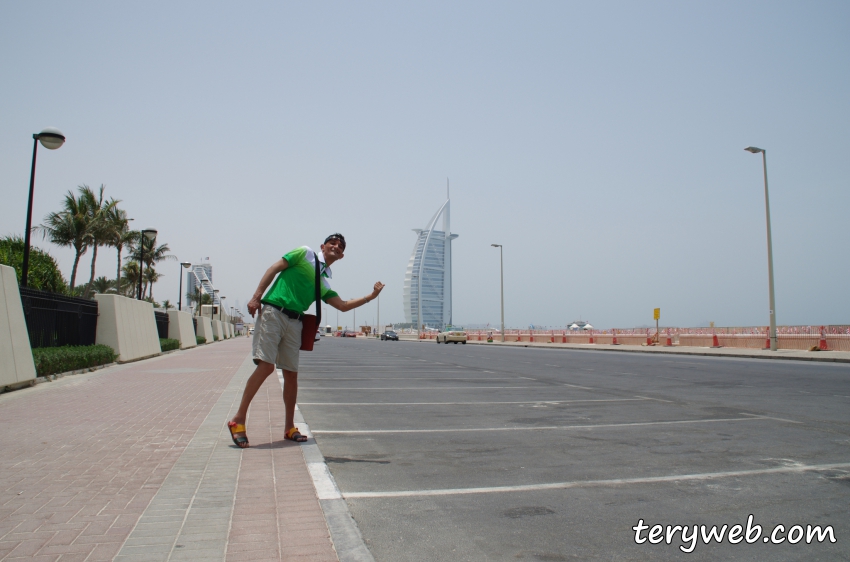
[121, 261, 140, 297]
[127, 237, 175, 300]
[187, 286, 211, 315]
[144, 266, 162, 300]
[161, 299, 173, 310]
[105, 206, 136, 295]
[90, 276, 116, 294]
[80, 185, 119, 298]
[37, 189, 95, 291]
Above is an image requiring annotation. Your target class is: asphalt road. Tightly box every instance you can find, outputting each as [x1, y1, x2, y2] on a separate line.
[298, 338, 850, 561]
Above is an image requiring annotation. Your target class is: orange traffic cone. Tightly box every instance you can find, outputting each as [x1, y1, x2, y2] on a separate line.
[711, 330, 721, 348]
[562, 332, 567, 344]
[646, 329, 653, 346]
[612, 329, 619, 345]
[589, 330, 594, 344]
[819, 326, 828, 351]
[665, 328, 672, 347]
[764, 328, 770, 349]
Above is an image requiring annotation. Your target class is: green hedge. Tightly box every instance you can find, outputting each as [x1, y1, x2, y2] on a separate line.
[213, 334, 219, 341]
[196, 335, 206, 345]
[32, 345, 118, 377]
[159, 338, 180, 352]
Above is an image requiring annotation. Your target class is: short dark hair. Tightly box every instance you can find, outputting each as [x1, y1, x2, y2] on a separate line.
[324, 233, 346, 250]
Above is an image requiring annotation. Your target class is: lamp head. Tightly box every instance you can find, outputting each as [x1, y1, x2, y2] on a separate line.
[491, 244, 501, 247]
[36, 128, 65, 150]
[142, 228, 157, 240]
[181, 262, 192, 268]
[744, 146, 764, 154]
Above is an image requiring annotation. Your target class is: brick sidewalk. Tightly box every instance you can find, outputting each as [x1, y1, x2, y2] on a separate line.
[0, 338, 337, 561]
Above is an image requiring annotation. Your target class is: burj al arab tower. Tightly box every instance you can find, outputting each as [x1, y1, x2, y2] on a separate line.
[403, 188, 458, 330]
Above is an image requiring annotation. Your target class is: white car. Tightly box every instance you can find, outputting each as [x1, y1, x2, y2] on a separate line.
[437, 329, 468, 344]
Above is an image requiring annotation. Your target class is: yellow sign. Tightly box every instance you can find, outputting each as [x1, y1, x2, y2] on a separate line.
[653, 308, 660, 320]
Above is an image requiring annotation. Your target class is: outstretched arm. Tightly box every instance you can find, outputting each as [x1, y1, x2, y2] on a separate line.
[326, 282, 385, 312]
[247, 259, 289, 317]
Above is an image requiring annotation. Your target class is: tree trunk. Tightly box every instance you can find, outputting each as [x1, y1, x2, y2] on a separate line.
[115, 247, 122, 294]
[70, 251, 82, 291]
[84, 244, 99, 297]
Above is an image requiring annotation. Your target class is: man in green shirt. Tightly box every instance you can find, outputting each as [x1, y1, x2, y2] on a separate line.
[227, 233, 384, 447]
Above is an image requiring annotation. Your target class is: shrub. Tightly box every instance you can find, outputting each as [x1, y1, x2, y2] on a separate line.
[196, 335, 206, 345]
[31, 345, 118, 377]
[159, 338, 179, 352]
[213, 334, 219, 341]
[0, 235, 68, 293]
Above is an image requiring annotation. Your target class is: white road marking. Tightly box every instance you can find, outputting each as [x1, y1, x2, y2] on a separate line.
[299, 398, 649, 406]
[301, 377, 519, 381]
[299, 386, 540, 390]
[312, 415, 787, 434]
[739, 412, 802, 424]
[342, 462, 850, 498]
[564, 383, 594, 390]
[634, 395, 674, 403]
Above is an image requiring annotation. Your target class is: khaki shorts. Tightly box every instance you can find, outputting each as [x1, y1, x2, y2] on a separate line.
[252, 305, 302, 372]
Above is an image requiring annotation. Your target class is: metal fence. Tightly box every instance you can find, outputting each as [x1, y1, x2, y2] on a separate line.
[154, 310, 169, 339]
[19, 287, 99, 348]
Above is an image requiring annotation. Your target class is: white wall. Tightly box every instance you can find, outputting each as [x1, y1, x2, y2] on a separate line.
[95, 294, 161, 362]
[0, 265, 37, 386]
[167, 310, 197, 349]
[195, 316, 214, 343]
[212, 319, 224, 341]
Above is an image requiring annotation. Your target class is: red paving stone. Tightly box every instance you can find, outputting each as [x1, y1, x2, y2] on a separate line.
[1, 338, 344, 561]
[0, 340, 246, 560]
[226, 373, 337, 562]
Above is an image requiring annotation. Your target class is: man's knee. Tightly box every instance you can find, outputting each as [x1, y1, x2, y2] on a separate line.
[282, 369, 298, 382]
[254, 360, 276, 376]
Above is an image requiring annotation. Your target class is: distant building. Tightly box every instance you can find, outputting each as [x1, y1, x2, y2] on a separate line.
[403, 193, 459, 330]
[186, 261, 221, 312]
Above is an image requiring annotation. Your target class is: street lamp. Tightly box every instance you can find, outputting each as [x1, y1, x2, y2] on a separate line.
[22, 128, 66, 288]
[491, 244, 505, 342]
[745, 146, 777, 351]
[220, 296, 226, 321]
[212, 289, 219, 323]
[138, 229, 157, 300]
[178, 262, 191, 311]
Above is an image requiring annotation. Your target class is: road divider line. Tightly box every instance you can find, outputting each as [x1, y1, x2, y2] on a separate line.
[342, 462, 850, 498]
[311, 415, 792, 434]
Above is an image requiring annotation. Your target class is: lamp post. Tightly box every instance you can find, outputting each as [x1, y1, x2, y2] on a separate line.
[491, 244, 505, 342]
[212, 289, 219, 323]
[745, 146, 777, 351]
[220, 296, 226, 321]
[138, 229, 157, 300]
[178, 262, 191, 311]
[22, 128, 66, 288]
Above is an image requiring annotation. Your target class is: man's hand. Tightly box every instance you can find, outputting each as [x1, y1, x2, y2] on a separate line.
[371, 282, 385, 298]
[247, 296, 262, 318]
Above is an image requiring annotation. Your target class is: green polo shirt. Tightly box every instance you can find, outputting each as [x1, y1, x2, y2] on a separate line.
[261, 246, 339, 313]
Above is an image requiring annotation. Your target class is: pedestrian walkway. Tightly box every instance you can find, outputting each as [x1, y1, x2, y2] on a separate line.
[0, 339, 338, 561]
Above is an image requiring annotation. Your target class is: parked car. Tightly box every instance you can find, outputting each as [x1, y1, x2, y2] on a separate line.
[437, 329, 468, 344]
[381, 330, 399, 341]
[341, 330, 358, 338]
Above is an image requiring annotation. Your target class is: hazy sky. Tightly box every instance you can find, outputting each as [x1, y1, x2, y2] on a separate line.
[2, 1, 848, 330]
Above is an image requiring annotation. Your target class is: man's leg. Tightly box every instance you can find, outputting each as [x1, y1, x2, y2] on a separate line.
[231, 360, 276, 426]
[282, 369, 299, 432]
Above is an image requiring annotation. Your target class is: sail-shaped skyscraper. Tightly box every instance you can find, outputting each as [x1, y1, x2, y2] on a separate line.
[403, 191, 458, 330]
